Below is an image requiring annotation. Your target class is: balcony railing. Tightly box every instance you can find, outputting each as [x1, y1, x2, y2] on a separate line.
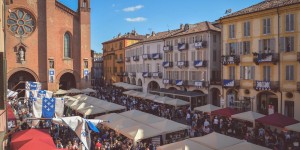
[172, 80, 188, 86]
[116, 72, 124, 76]
[177, 61, 188, 68]
[163, 61, 173, 68]
[297, 52, 300, 63]
[152, 72, 162, 78]
[194, 41, 207, 49]
[297, 82, 300, 92]
[210, 79, 222, 85]
[142, 54, 150, 60]
[142, 72, 151, 78]
[163, 45, 173, 52]
[223, 80, 240, 88]
[222, 55, 240, 65]
[151, 53, 162, 60]
[188, 80, 208, 88]
[116, 58, 123, 63]
[129, 72, 136, 77]
[133, 56, 139, 61]
[163, 79, 172, 84]
[125, 57, 130, 62]
[194, 60, 207, 67]
[253, 52, 279, 65]
[253, 81, 279, 91]
[178, 43, 188, 51]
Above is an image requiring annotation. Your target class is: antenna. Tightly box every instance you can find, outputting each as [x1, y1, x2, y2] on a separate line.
[225, 9, 232, 14]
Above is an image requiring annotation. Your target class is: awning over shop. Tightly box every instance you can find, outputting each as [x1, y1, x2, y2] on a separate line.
[211, 107, 239, 117]
[67, 88, 82, 94]
[193, 104, 221, 113]
[113, 82, 142, 90]
[81, 88, 96, 93]
[231, 111, 265, 123]
[54, 89, 68, 95]
[256, 113, 299, 128]
[285, 123, 300, 132]
[7, 103, 16, 122]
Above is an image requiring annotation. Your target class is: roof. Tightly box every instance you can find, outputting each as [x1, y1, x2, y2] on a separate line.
[152, 88, 206, 97]
[102, 31, 145, 44]
[220, 0, 300, 20]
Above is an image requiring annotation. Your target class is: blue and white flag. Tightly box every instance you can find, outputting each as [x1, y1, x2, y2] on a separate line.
[27, 90, 53, 101]
[223, 80, 234, 87]
[52, 116, 106, 150]
[25, 81, 42, 100]
[176, 80, 183, 86]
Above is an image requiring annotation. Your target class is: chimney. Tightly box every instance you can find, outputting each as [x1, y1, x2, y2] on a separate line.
[151, 31, 156, 36]
[146, 34, 150, 38]
[117, 33, 121, 38]
[180, 24, 184, 30]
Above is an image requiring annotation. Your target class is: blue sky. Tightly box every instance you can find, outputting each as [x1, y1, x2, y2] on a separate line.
[58, 0, 263, 53]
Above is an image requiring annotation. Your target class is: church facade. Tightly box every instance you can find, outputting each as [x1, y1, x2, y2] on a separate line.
[5, 0, 92, 92]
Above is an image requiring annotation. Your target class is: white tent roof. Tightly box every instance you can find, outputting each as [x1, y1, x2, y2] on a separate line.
[54, 89, 68, 95]
[221, 141, 271, 150]
[133, 114, 165, 124]
[67, 88, 82, 94]
[113, 82, 142, 90]
[120, 124, 162, 142]
[123, 90, 139, 96]
[149, 120, 189, 134]
[231, 111, 265, 123]
[77, 106, 106, 116]
[157, 139, 213, 150]
[154, 96, 173, 104]
[120, 110, 147, 119]
[135, 92, 155, 99]
[81, 88, 96, 93]
[165, 99, 189, 107]
[109, 118, 139, 131]
[193, 104, 221, 113]
[285, 123, 300, 132]
[190, 132, 243, 149]
[70, 102, 92, 110]
[144, 94, 161, 101]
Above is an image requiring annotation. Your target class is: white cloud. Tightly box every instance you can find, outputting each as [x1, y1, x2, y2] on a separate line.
[123, 5, 144, 12]
[125, 17, 147, 22]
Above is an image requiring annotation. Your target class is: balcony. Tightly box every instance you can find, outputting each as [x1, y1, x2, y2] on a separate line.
[142, 54, 150, 60]
[297, 82, 300, 92]
[177, 61, 188, 68]
[163, 45, 173, 52]
[194, 60, 207, 67]
[210, 79, 222, 85]
[223, 80, 240, 88]
[133, 56, 139, 61]
[163, 79, 172, 84]
[178, 43, 188, 51]
[142, 72, 151, 78]
[163, 61, 173, 68]
[173, 80, 188, 86]
[116, 58, 123, 63]
[297, 52, 300, 63]
[222, 55, 240, 65]
[116, 72, 124, 76]
[188, 80, 208, 88]
[194, 41, 207, 49]
[152, 72, 162, 78]
[253, 81, 279, 91]
[123, 72, 128, 76]
[125, 57, 131, 62]
[151, 53, 162, 60]
[129, 72, 136, 77]
[252, 52, 279, 65]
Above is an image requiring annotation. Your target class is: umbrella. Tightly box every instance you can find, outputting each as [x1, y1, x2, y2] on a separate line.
[194, 104, 221, 113]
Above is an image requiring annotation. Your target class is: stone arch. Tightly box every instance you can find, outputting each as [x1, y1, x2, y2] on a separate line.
[137, 78, 142, 86]
[8, 69, 37, 97]
[56, 69, 80, 84]
[257, 91, 278, 115]
[210, 88, 221, 107]
[147, 81, 160, 92]
[59, 72, 76, 90]
[226, 88, 239, 108]
[7, 67, 39, 83]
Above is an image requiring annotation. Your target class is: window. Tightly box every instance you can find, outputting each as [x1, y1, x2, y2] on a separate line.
[263, 66, 271, 81]
[280, 36, 294, 52]
[84, 60, 88, 68]
[82, 0, 87, 7]
[229, 66, 235, 80]
[64, 33, 71, 58]
[157, 63, 160, 72]
[240, 66, 255, 80]
[180, 38, 186, 43]
[49, 60, 54, 68]
[285, 101, 294, 117]
[286, 65, 294, 81]
[119, 42, 123, 49]
[242, 41, 250, 55]
[229, 24, 235, 38]
[226, 43, 238, 55]
[286, 14, 294, 32]
[213, 35, 217, 43]
[263, 18, 271, 34]
[259, 39, 275, 53]
[191, 51, 196, 61]
[157, 44, 161, 53]
[244, 21, 250, 36]
[213, 50, 217, 62]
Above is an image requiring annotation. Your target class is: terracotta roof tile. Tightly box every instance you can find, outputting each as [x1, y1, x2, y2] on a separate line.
[221, 0, 300, 19]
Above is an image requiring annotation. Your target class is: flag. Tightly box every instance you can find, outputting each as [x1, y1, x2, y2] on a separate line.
[27, 90, 53, 100]
[25, 81, 42, 100]
[86, 119, 99, 133]
[7, 89, 18, 98]
[53, 116, 104, 150]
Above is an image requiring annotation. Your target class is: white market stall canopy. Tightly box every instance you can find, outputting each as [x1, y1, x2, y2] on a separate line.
[81, 88, 96, 93]
[67, 88, 82, 94]
[64, 94, 126, 116]
[54, 89, 68, 95]
[123, 90, 189, 107]
[285, 123, 300, 132]
[113, 82, 142, 90]
[231, 111, 265, 123]
[193, 104, 221, 113]
[157, 132, 271, 150]
[96, 110, 189, 144]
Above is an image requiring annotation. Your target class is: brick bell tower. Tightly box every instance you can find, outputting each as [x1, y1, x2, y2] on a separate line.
[78, 0, 91, 88]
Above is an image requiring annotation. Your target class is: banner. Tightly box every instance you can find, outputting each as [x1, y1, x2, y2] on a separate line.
[176, 80, 183, 86]
[49, 69, 55, 83]
[255, 81, 271, 90]
[195, 81, 203, 87]
[84, 69, 89, 80]
[223, 80, 234, 87]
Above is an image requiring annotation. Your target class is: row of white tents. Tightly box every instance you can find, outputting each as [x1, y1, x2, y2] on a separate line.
[123, 90, 190, 107]
[54, 88, 97, 95]
[157, 132, 271, 150]
[96, 110, 189, 145]
[113, 82, 143, 90]
[64, 94, 126, 117]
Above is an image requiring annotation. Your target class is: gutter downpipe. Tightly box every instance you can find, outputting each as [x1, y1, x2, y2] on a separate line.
[277, 7, 283, 114]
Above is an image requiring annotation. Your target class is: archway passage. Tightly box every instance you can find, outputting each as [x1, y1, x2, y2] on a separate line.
[210, 88, 221, 107]
[226, 89, 238, 108]
[8, 71, 36, 97]
[257, 91, 278, 115]
[148, 81, 160, 92]
[137, 79, 142, 86]
[59, 72, 76, 90]
[131, 78, 136, 85]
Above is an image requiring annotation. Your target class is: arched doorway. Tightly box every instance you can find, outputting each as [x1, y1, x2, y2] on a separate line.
[226, 89, 238, 108]
[257, 91, 278, 115]
[8, 71, 36, 97]
[210, 88, 221, 107]
[137, 79, 142, 86]
[126, 77, 130, 84]
[59, 73, 76, 90]
[148, 81, 160, 92]
[131, 78, 136, 85]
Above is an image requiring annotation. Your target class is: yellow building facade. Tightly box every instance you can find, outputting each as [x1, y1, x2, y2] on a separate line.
[219, 1, 300, 120]
[102, 31, 143, 84]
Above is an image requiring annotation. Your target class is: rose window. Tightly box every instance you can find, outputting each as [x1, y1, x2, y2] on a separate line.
[7, 9, 36, 37]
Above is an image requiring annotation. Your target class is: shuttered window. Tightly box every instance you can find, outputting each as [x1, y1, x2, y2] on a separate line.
[263, 18, 271, 34]
[244, 21, 250, 36]
[286, 14, 295, 32]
